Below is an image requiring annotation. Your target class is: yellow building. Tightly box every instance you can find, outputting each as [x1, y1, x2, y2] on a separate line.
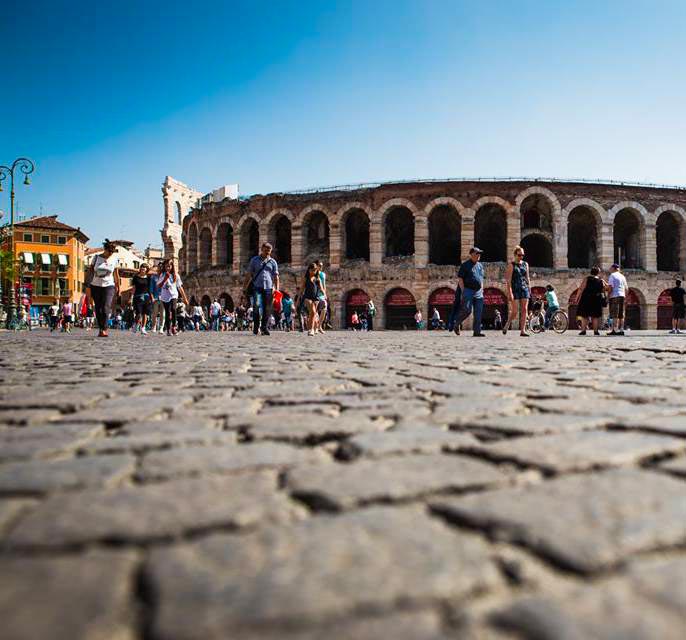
[1, 215, 89, 315]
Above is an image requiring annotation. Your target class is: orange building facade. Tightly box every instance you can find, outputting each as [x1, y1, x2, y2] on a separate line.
[0, 215, 89, 316]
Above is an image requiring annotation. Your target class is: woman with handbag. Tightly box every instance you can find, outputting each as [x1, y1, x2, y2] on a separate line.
[576, 266, 608, 336]
[158, 259, 189, 336]
[131, 263, 153, 334]
[86, 239, 120, 338]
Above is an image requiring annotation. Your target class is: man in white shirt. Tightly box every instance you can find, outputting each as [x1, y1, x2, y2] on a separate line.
[607, 263, 628, 336]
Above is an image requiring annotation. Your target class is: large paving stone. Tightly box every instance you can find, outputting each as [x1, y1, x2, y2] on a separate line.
[431, 396, 525, 425]
[431, 469, 686, 573]
[234, 611, 451, 640]
[148, 506, 500, 637]
[470, 430, 686, 473]
[238, 412, 387, 443]
[6, 471, 304, 549]
[0, 551, 138, 640]
[341, 428, 478, 459]
[0, 500, 35, 535]
[67, 393, 195, 424]
[0, 408, 63, 425]
[287, 454, 509, 510]
[490, 555, 686, 640]
[621, 413, 686, 436]
[531, 397, 677, 419]
[660, 455, 686, 477]
[139, 442, 330, 481]
[465, 413, 609, 436]
[0, 423, 104, 462]
[0, 454, 135, 495]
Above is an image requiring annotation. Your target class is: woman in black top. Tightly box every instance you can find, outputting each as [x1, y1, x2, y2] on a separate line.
[131, 263, 152, 334]
[576, 266, 607, 336]
[302, 262, 320, 336]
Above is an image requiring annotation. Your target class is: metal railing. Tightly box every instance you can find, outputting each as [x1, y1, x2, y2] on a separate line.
[243, 176, 686, 198]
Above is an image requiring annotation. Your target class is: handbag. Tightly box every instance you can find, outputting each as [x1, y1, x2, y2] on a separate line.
[245, 260, 270, 297]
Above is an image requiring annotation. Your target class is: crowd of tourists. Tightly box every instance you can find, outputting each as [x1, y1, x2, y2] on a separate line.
[30, 238, 686, 338]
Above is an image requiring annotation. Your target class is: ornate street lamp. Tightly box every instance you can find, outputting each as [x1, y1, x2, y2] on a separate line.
[0, 158, 35, 328]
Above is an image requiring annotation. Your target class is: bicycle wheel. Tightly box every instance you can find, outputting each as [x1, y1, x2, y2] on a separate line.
[529, 312, 545, 334]
[551, 310, 569, 334]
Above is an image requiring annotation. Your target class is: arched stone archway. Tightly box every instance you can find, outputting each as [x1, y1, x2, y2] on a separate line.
[613, 209, 644, 269]
[520, 194, 554, 234]
[657, 289, 673, 329]
[240, 219, 260, 267]
[270, 215, 292, 264]
[215, 223, 233, 267]
[567, 206, 600, 268]
[344, 288, 370, 328]
[342, 209, 370, 262]
[199, 228, 212, 268]
[474, 204, 507, 262]
[427, 287, 455, 328]
[568, 289, 581, 328]
[187, 224, 198, 272]
[656, 210, 682, 272]
[483, 287, 508, 329]
[303, 210, 330, 263]
[219, 292, 234, 312]
[384, 207, 415, 258]
[176, 202, 183, 225]
[625, 288, 643, 329]
[384, 287, 417, 330]
[521, 233, 553, 268]
[428, 205, 461, 265]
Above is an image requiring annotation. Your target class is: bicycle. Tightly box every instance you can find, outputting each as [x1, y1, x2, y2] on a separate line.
[528, 309, 569, 334]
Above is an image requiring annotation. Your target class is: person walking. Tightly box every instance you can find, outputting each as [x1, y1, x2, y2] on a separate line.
[48, 299, 60, 332]
[191, 299, 205, 331]
[282, 292, 294, 331]
[455, 247, 486, 337]
[302, 262, 320, 336]
[244, 242, 280, 336]
[576, 266, 607, 336]
[150, 261, 166, 333]
[448, 287, 463, 334]
[315, 260, 328, 334]
[504, 246, 531, 337]
[61, 300, 73, 333]
[544, 284, 560, 329]
[366, 299, 376, 331]
[606, 263, 628, 336]
[86, 239, 120, 338]
[158, 259, 189, 336]
[131, 263, 152, 334]
[209, 298, 222, 331]
[669, 278, 686, 334]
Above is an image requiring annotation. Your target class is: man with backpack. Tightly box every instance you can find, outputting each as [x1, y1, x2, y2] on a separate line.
[243, 242, 279, 336]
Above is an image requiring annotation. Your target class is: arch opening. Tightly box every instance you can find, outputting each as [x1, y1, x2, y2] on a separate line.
[199, 228, 212, 268]
[272, 215, 292, 264]
[384, 287, 417, 330]
[613, 209, 643, 269]
[219, 292, 234, 312]
[427, 287, 454, 328]
[658, 289, 673, 329]
[625, 288, 643, 329]
[176, 202, 183, 225]
[482, 288, 508, 330]
[215, 223, 233, 267]
[200, 295, 212, 317]
[520, 194, 553, 233]
[521, 233, 553, 269]
[656, 211, 681, 272]
[474, 204, 507, 262]
[384, 207, 415, 258]
[303, 211, 330, 263]
[567, 206, 598, 268]
[187, 225, 198, 272]
[241, 219, 259, 267]
[345, 289, 370, 328]
[428, 205, 461, 265]
[344, 209, 370, 261]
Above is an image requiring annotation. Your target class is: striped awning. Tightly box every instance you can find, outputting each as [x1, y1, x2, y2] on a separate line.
[22, 252, 34, 264]
[41, 253, 51, 265]
[58, 254, 68, 266]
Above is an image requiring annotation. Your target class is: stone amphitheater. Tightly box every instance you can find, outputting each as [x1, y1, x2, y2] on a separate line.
[162, 177, 686, 329]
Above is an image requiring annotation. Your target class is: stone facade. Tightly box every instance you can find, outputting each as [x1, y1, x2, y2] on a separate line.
[161, 176, 203, 267]
[173, 179, 686, 329]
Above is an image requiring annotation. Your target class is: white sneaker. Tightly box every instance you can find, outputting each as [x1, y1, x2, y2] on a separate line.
[308, 329, 315, 336]
[669, 329, 677, 334]
[141, 327, 147, 335]
[151, 328, 157, 334]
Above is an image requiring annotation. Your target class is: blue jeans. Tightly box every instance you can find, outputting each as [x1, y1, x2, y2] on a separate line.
[211, 315, 220, 331]
[545, 306, 559, 328]
[447, 288, 462, 331]
[251, 288, 273, 333]
[456, 289, 484, 335]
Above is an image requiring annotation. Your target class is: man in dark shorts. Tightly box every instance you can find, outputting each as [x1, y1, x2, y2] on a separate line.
[669, 279, 686, 334]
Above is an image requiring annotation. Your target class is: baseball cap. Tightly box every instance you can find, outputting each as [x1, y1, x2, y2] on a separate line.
[470, 246, 483, 254]
[611, 263, 620, 269]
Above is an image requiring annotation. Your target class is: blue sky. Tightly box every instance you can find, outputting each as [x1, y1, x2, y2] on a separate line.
[2, 0, 685, 248]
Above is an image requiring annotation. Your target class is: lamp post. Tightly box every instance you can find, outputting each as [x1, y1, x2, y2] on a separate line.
[0, 158, 35, 328]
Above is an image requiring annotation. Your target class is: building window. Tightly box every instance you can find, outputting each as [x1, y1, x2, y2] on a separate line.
[41, 235, 50, 243]
[23, 233, 33, 242]
[57, 278, 68, 296]
[40, 253, 52, 270]
[133, 260, 140, 269]
[38, 278, 50, 296]
[58, 236, 67, 244]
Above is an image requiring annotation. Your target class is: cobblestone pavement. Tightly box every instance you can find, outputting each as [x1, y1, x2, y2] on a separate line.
[1, 328, 686, 640]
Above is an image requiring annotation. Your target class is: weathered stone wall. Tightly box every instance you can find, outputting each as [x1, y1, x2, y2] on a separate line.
[161, 176, 203, 267]
[177, 180, 686, 329]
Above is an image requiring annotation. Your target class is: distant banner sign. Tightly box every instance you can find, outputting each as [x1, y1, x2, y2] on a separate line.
[658, 290, 672, 305]
[483, 288, 506, 306]
[626, 289, 640, 306]
[386, 289, 415, 306]
[347, 289, 370, 306]
[429, 288, 454, 306]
